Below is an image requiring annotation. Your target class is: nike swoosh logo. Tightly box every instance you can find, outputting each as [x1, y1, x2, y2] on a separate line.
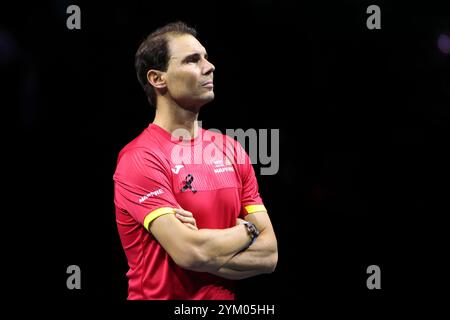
[171, 165, 184, 174]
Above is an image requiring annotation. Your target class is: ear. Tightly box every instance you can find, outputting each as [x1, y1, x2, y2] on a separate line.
[147, 69, 166, 89]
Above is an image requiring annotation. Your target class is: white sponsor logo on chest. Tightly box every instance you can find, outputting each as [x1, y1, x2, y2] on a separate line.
[213, 159, 234, 173]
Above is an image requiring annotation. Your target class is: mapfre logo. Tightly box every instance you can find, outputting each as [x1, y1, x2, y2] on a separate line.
[139, 188, 164, 203]
[213, 159, 234, 173]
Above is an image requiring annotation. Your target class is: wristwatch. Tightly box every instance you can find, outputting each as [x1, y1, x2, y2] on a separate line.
[242, 221, 260, 246]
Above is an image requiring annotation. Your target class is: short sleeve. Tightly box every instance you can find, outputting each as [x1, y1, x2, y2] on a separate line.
[235, 141, 266, 217]
[113, 148, 179, 230]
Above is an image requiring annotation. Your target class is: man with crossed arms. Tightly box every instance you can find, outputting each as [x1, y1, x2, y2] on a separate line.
[114, 22, 278, 300]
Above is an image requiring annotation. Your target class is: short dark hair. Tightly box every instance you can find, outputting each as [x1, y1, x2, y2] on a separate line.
[135, 21, 197, 106]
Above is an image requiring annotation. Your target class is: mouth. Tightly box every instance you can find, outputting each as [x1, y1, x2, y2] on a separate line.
[201, 80, 214, 88]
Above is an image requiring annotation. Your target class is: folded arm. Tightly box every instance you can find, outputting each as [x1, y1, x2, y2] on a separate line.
[208, 210, 278, 279]
[149, 209, 253, 273]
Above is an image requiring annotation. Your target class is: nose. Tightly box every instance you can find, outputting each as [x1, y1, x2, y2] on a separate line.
[203, 59, 215, 75]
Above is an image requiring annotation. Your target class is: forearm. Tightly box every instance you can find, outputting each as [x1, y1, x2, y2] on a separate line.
[208, 232, 277, 279]
[208, 266, 264, 280]
[192, 224, 252, 272]
[220, 230, 278, 272]
[209, 211, 278, 278]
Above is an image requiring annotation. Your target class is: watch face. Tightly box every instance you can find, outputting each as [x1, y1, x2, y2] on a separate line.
[247, 222, 258, 237]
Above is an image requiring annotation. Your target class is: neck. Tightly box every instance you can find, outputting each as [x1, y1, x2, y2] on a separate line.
[153, 98, 200, 139]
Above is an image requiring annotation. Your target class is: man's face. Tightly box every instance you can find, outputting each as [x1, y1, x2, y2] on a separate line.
[164, 34, 215, 110]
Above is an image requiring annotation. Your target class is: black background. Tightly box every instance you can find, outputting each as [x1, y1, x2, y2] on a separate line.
[2, 0, 449, 314]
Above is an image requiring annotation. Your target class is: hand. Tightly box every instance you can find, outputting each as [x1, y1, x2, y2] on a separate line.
[236, 218, 246, 225]
[175, 208, 198, 230]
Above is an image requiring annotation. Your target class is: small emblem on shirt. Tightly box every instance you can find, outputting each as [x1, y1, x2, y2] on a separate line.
[181, 174, 197, 193]
[139, 188, 164, 203]
[171, 164, 184, 174]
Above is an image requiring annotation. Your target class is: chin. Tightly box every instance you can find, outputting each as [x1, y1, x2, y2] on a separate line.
[204, 92, 215, 102]
[197, 93, 215, 106]
[179, 92, 215, 111]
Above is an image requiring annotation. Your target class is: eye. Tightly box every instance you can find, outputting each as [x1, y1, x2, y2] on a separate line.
[186, 56, 200, 63]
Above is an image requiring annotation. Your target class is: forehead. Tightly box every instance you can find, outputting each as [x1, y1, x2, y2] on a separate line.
[167, 34, 206, 58]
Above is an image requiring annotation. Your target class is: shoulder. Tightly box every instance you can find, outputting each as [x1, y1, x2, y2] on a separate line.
[115, 132, 170, 179]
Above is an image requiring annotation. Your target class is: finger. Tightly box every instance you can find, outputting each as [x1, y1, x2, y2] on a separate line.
[176, 214, 197, 226]
[187, 224, 198, 230]
[175, 209, 193, 217]
[175, 213, 189, 222]
[184, 223, 198, 230]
